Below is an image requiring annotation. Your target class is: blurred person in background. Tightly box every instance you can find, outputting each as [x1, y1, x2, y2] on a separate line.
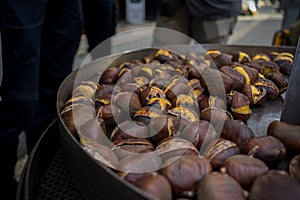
[81, 0, 117, 56]
[0, 0, 83, 199]
[155, 0, 242, 44]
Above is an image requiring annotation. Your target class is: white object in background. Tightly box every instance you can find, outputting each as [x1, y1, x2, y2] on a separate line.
[126, 0, 145, 24]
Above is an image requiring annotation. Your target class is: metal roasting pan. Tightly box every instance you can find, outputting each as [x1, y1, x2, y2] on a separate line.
[56, 45, 297, 200]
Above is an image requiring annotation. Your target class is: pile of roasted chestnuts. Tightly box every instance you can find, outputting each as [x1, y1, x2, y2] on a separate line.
[61, 48, 300, 200]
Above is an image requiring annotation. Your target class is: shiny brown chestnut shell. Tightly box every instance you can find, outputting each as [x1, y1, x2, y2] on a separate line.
[289, 154, 300, 183]
[112, 138, 154, 160]
[156, 137, 199, 163]
[99, 66, 120, 84]
[96, 104, 121, 126]
[200, 107, 233, 124]
[133, 106, 163, 125]
[110, 120, 149, 142]
[117, 151, 163, 174]
[199, 96, 226, 110]
[241, 85, 267, 106]
[133, 172, 172, 200]
[161, 156, 212, 198]
[173, 94, 198, 111]
[221, 154, 269, 190]
[197, 172, 246, 200]
[113, 92, 142, 117]
[230, 92, 252, 122]
[164, 81, 190, 103]
[146, 97, 172, 113]
[267, 120, 300, 152]
[249, 170, 300, 200]
[219, 65, 246, 90]
[72, 80, 98, 98]
[140, 86, 166, 106]
[210, 53, 233, 68]
[148, 115, 176, 145]
[265, 72, 288, 93]
[242, 135, 286, 166]
[168, 106, 199, 123]
[205, 138, 240, 170]
[233, 64, 259, 85]
[180, 120, 217, 151]
[221, 119, 254, 149]
[254, 78, 279, 100]
[232, 51, 251, 64]
[83, 142, 119, 169]
[78, 118, 108, 146]
[95, 84, 115, 100]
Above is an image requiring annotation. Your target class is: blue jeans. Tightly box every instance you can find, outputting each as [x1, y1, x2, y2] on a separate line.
[0, 0, 83, 199]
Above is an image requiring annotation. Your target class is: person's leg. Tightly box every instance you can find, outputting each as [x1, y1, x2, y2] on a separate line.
[0, 0, 46, 199]
[25, 0, 83, 153]
[82, 0, 116, 53]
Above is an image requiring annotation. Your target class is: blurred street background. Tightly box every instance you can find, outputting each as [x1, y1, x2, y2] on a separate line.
[15, 1, 290, 181]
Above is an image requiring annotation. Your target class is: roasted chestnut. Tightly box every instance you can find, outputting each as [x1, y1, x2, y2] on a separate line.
[168, 106, 199, 123]
[133, 106, 163, 125]
[221, 119, 254, 149]
[254, 78, 279, 100]
[180, 120, 217, 151]
[197, 172, 246, 200]
[230, 91, 252, 122]
[200, 107, 233, 124]
[99, 66, 120, 84]
[241, 85, 267, 106]
[242, 135, 286, 166]
[113, 92, 142, 117]
[289, 154, 300, 183]
[267, 120, 300, 152]
[199, 96, 226, 110]
[161, 155, 212, 198]
[249, 170, 300, 200]
[133, 172, 172, 200]
[220, 154, 268, 189]
[205, 138, 240, 170]
[265, 72, 288, 93]
[156, 137, 199, 163]
[96, 104, 121, 126]
[219, 65, 246, 90]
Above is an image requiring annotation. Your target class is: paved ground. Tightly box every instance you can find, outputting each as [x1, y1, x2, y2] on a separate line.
[15, 3, 286, 181]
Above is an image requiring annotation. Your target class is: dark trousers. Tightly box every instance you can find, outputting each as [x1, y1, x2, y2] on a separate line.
[0, 0, 83, 199]
[81, 0, 116, 56]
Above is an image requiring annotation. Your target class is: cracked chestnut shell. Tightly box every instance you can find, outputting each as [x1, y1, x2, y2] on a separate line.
[112, 138, 154, 160]
[161, 156, 212, 198]
[221, 154, 269, 190]
[241, 84, 267, 106]
[230, 92, 252, 122]
[199, 96, 226, 110]
[197, 172, 246, 200]
[96, 104, 121, 127]
[265, 72, 288, 93]
[99, 66, 120, 84]
[254, 78, 279, 100]
[156, 137, 199, 163]
[233, 64, 259, 85]
[200, 107, 233, 123]
[219, 65, 246, 90]
[113, 92, 142, 117]
[249, 170, 300, 200]
[205, 138, 240, 170]
[221, 119, 254, 149]
[242, 135, 286, 166]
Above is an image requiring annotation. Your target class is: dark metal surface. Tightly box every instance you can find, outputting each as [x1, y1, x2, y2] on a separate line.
[17, 120, 86, 200]
[57, 45, 296, 200]
[281, 38, 300, 125]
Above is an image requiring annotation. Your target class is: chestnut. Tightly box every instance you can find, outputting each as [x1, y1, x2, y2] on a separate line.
[173, 94, 198, 111]
[242, 135, 286, 166]
[140, 86, 166, 106]
[112, 138, 154, 160]
[148, 115, 176, 145]
[118, 150, 162, 173]
[113, 92, 141, 117]
[96, 104, 121, 126]
[221, 119, 254, 149]
[146, 97, 172, 113]
[72, 80, 98, 99]
[205, 138, 240, 170]
[267, 120, 300, 152]
[197, 172, 246, 200]
[249, 170, 300, 200]
[232, 51, 251, 64]
[154, 49, 172, 63]
[219, 65, 246, 90]
[241, 85, 267, 106]
[221, 154, 269, 190]
[168, 106, 199, 123]
[83, 142, 119, 169]
[180, 120, 217, 151]
[200, 107, 233, 124]
[265, 72, 288, 93]
[230, 91, 252, 122]
[254, 78, 279, 100]
[289, 154, 300, 183]
[161, 155, 212, 198]
[252, 53, 271, 61]
[164, 81, 189, 103]
[133, 172, 172, 200]
[110, 120, 149, 142]
[199, 96, 226, 110]
[99, 66, 120, 84]
[233, 64, 258, 85]
[156, 137, 199, 163]
[133, 106, 163, 125]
